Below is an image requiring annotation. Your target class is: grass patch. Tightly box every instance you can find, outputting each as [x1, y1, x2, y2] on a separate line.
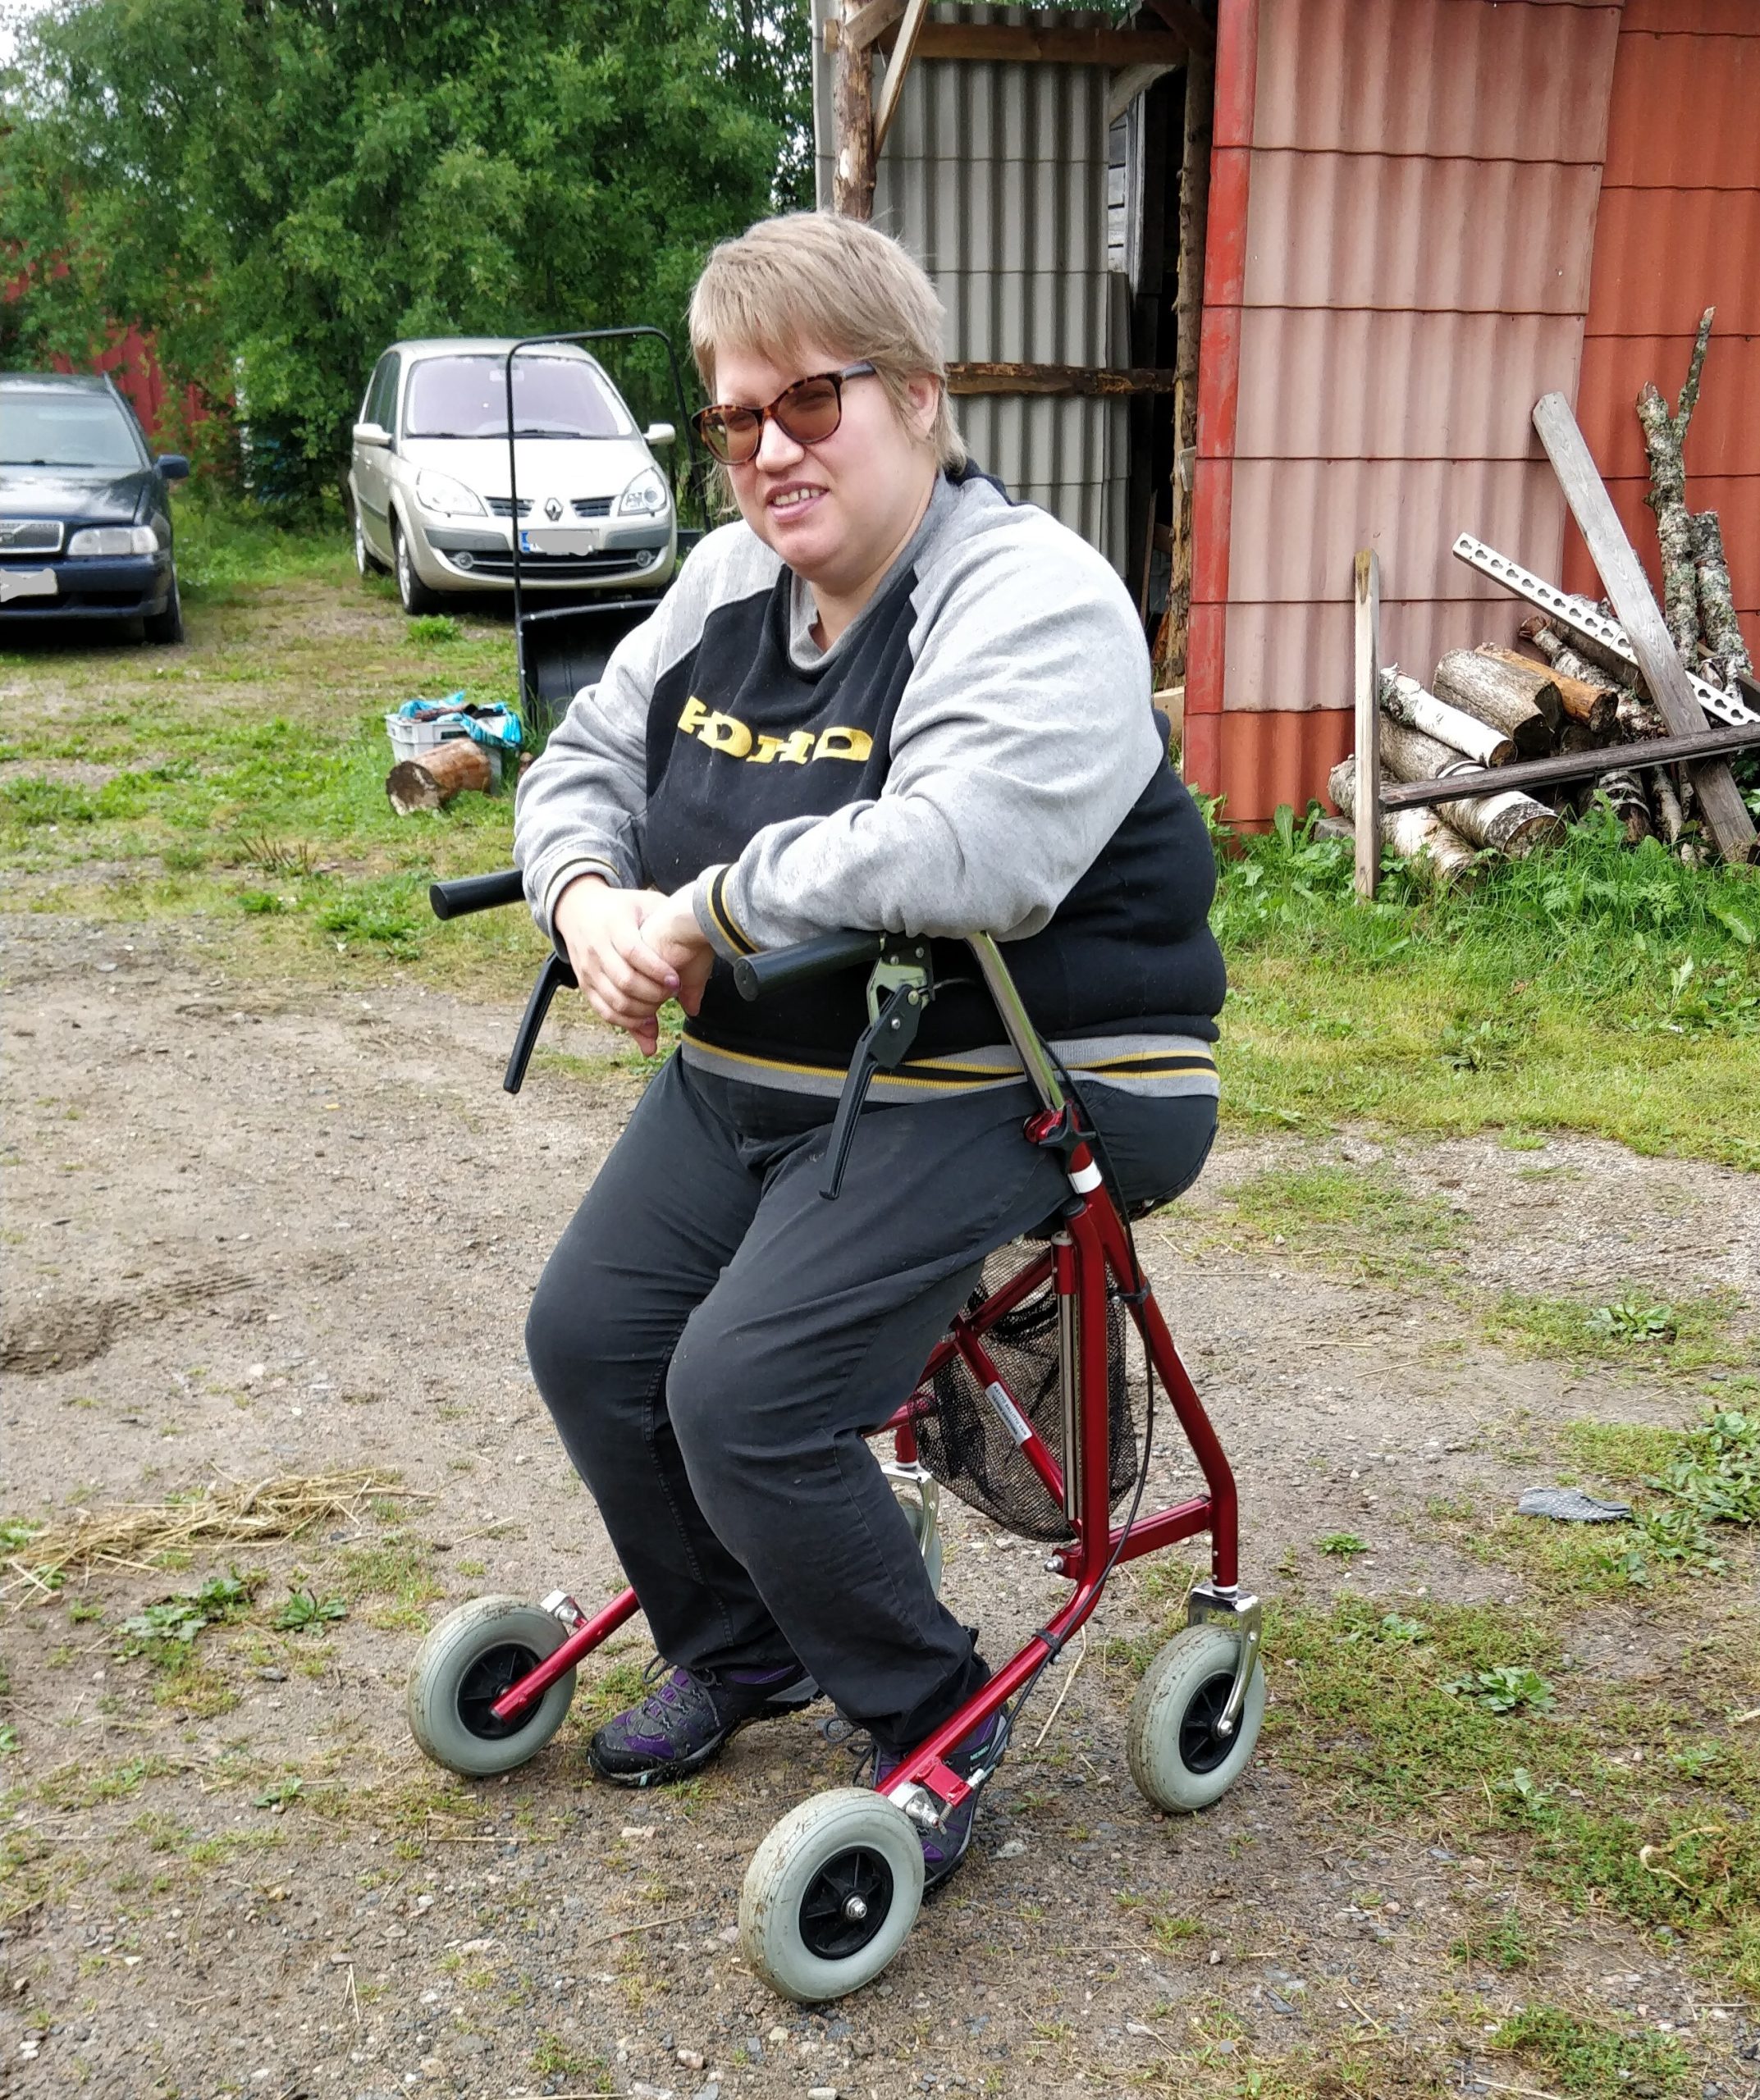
[1269, 1589, 1760, 1991]
[1483, 1286, 1746, 1377]
[1200, 1161, 1464, 1285]
[332, 1532, 441, 1631]
[1487, 2006, 1689, 2096]
[1212, 803, 1760, 1167]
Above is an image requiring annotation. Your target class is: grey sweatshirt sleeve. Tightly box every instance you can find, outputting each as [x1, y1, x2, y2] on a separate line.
[692, 509, 1161, 956]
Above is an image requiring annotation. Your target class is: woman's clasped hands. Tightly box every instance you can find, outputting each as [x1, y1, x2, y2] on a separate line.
[552, 874, 714, 1058]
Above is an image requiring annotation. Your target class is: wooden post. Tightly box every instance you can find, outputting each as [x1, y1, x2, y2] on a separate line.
[1353, 548, 1382, 899]
[834, 2, 877, 219]
[1531, 390, 1757, 864]
[872, 0, 930, 155]
[1151, 44, 1212, 687]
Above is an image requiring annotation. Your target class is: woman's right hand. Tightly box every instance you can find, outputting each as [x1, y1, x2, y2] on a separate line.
[552, 875, 679, 1057]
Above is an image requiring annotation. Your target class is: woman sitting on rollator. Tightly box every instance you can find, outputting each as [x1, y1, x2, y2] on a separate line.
[515, 211, 1224, 1889]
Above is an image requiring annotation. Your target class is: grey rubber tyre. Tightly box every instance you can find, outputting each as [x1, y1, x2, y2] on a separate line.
[406, 1596, 576, 1778]
[1126, 1623, 1265, 1815]
[740, 1787, 925, 2002]
[144, 580, 184, 645]
[392, 517, 444, 614]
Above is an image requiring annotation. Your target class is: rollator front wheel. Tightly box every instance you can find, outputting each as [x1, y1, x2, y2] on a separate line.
[739, 1787, 924, 2002]
[407, 1596, 577, 1778]
[1127, 1623, 1265, 1815]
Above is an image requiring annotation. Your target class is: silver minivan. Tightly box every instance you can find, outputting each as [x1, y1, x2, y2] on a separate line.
[349, 338, 677, 614]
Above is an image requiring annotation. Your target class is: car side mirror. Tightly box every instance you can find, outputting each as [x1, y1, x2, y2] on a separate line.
[642, 422, 676, 449]
[156, 454, 191, 482]
[354, 422, 393, 449]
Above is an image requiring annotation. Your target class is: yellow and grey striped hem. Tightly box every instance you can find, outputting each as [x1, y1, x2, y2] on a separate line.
[703, 868, 757, 957]
[679, 1032, 1219, 1102]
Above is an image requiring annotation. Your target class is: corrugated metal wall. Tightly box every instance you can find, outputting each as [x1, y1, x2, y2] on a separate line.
[1567, 0, 1760, 666]
[811, 2, 1130, 565]
[1192, 0, 1624, 824]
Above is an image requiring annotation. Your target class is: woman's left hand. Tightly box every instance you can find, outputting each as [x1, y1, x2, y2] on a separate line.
[640, 888, 715, 1021]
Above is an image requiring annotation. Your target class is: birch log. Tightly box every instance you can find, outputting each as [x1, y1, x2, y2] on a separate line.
[1479, 646, 1616, 736]
[1379, 672, 1514, 765]
[1637, 306, 1715, 659]
[386, 737, 493, 815]
[1433, 649, 1560, 752]
[1653, 770, 1687, 846]
[1692, 510, 1754, 676]
[1329, 758, 1476, 886]
[1377, 719, 1566, 856]
[1596, 768, 1653, 844]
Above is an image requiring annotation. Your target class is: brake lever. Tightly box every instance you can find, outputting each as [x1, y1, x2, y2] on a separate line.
[505, 952, 578, 1094]
[821, 978, 926, 1198]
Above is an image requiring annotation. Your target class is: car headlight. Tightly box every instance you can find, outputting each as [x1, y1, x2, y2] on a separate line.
[66, 525, 158, 557]
[617, 468, 670, 518]
[415, 469, 487, 518]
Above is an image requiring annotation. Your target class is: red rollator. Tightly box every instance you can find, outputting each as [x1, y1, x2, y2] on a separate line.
[407, 870, 1265, 2002]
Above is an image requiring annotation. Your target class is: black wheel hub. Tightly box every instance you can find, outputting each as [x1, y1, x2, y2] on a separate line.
[456, 1642, 544, 1741]
[1178, 1669, 1239, 1774]
[799, 1846, 894, 1961]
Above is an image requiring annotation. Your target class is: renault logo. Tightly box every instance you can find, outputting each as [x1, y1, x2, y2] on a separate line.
[543, 496, 563, 522]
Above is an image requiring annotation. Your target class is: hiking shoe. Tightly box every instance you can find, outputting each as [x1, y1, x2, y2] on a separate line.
[873, 1708, 1006, 1890]
[588, 1659, 817, 1787]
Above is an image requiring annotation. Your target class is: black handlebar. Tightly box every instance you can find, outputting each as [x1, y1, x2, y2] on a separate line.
[732, 929, 885, 1002]
[429, 869, 526, 920]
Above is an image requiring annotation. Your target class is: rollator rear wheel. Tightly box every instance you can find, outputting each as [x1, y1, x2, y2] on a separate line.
[407, 1596, 577, 1778]
[739, 1787, 925, 2002]
[1127, 1623, 1265, 1815]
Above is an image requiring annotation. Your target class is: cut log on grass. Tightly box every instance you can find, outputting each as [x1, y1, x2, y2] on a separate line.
[1636, 307, 1716, 658]
[1328, 758, 1476, 886]
[1380, 673, 1514, 765]
[1432, 649, 1558, 753]
[386, 737, 493, 815]
[1654, 770, 1688, 847]
[1377, 718, 1566, 856]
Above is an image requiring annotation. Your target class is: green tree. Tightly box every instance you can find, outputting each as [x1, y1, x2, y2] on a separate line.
[0, 0, 812, 504]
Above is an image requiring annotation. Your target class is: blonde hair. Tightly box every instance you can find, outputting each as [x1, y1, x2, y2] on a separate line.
[689, 212, 967, 472]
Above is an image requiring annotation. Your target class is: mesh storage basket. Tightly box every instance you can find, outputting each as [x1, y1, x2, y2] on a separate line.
[914, 1249, 1138, 1542]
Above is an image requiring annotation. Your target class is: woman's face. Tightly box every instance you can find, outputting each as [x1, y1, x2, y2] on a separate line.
[710, 340, 939, 599]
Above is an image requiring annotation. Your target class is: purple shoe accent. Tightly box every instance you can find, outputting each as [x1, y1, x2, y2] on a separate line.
[588, 1660, 818, 1788]
[873, 1708, 1005, 1890]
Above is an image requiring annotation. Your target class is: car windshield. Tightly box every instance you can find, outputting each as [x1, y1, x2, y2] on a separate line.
[0, 395, 145, 468]
[401, 356, 634, 440]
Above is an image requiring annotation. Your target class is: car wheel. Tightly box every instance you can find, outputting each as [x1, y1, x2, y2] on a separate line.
[144, 580, 185, 646]
[392, 517, 444, 615]
[353, 506, 385, 579]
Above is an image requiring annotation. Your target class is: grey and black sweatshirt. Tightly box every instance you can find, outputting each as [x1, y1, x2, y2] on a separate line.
[514, 463, 1224, 1102]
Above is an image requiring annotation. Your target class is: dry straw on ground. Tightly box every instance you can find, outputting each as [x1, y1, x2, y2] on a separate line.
[2, 1470, 432, 1597]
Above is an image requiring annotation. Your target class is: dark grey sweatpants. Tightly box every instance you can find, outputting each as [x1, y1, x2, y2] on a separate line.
[524, 1053, 1216, 1753]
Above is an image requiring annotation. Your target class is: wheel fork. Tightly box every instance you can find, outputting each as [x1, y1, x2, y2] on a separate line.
[1186, 1580, 1262, 1741]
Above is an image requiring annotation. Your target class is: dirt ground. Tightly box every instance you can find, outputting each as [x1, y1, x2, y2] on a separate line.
[2, 909, 1757, 2100]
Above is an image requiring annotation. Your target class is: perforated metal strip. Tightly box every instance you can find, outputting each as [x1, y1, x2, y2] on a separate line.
[1452, 534, 1758, 730]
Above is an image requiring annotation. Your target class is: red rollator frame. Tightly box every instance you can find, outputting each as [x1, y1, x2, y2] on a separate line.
[409, 877, 1264, 2003]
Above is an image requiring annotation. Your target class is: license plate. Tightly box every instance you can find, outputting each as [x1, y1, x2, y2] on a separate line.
[519, 527, 599, 555]
[0, 568, 57, 604]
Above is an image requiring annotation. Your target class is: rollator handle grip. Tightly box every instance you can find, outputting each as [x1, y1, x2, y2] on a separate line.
[734, 929, 885, 1001]
[505, 951, 577, 1095]
[429, 867, 525, 920]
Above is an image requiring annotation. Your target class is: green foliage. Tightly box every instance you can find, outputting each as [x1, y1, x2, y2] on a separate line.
[1585, 1296, 1676, 1344]
[1315, 1532, 1369, 1559]
[1653, 1408, 1760, 1527]
[1209, 800, 1760, 1165]
[1, 0, 810, 502]
[1442, 1664, 1557, 1715]
[272, 1589, 349, 1632]
[117, 1570, 256, 1657]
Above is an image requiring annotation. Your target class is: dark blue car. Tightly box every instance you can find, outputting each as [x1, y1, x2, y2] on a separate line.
[0, 372, 190, 643]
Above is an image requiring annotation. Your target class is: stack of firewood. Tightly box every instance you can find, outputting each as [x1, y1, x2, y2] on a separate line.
[1334, 311, 1760, 885]
[1331, 635, 1698, 882]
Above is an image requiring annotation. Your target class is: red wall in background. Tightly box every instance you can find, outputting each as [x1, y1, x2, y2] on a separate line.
[1567, 1, 1760, 666]
[53, 322, 207, 451]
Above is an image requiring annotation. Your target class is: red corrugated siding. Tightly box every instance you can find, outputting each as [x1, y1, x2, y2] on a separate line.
[1207, 0, 1621, 823]
[1570, 4, 1760, 663]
